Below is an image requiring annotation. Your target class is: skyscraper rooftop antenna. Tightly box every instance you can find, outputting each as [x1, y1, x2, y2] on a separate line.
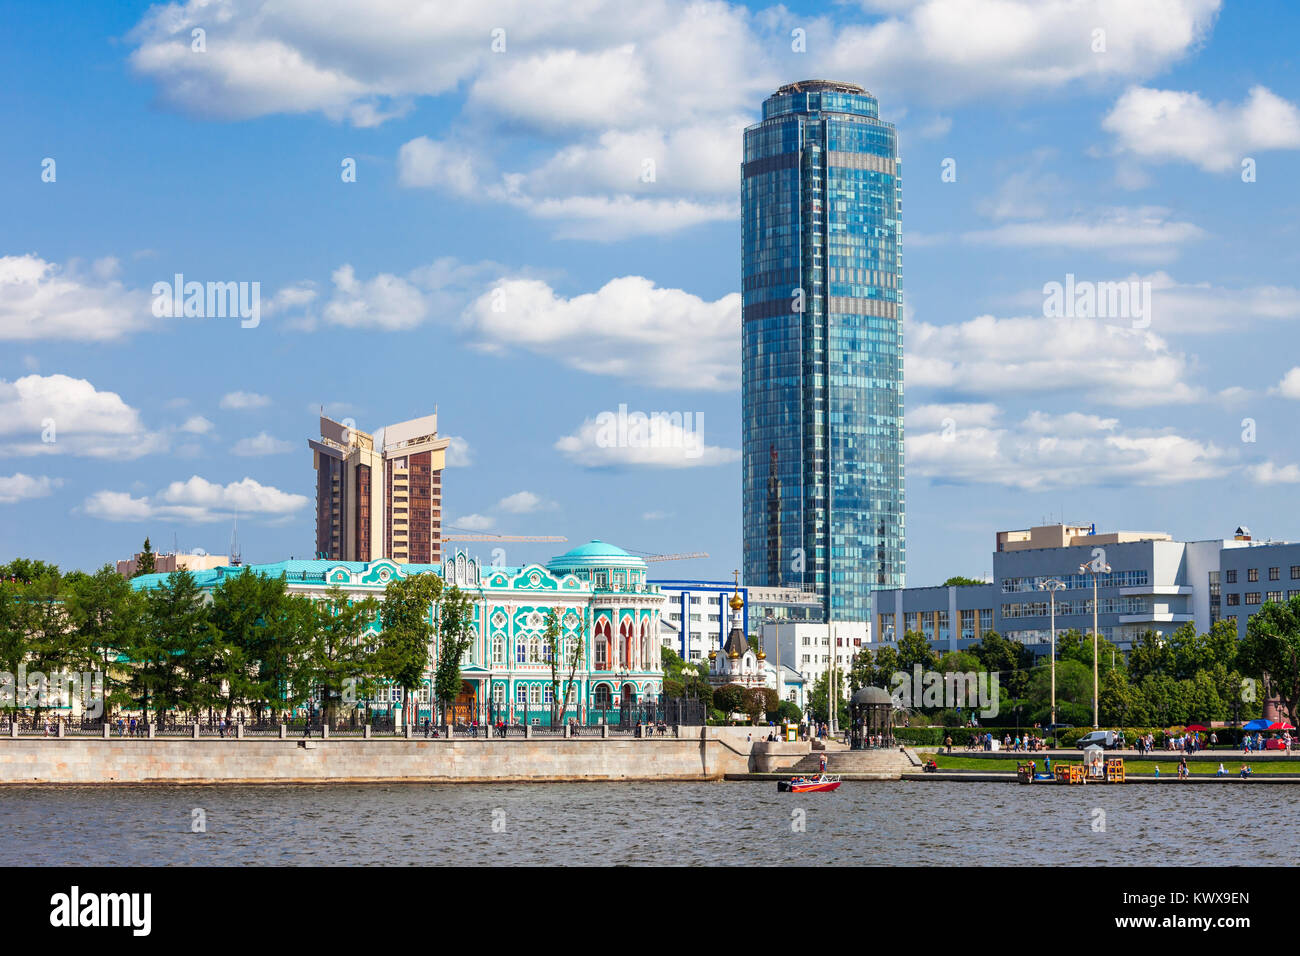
[230, 513, 242, 567]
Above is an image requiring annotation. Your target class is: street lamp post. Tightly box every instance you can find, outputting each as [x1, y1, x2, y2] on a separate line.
[1038, 578, 1066, 730]
[1080, 560, 1112, 730]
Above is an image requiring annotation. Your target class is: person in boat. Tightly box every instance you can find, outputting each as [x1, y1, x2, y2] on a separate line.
[1044, 756, 1052, 774]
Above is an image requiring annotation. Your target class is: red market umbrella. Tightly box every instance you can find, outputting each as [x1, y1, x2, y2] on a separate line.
[1185, 724, 1207, 732]
[1269, 722, 1295, 730]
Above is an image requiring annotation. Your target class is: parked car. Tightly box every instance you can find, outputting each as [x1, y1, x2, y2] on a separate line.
[1076, 729, 1119, 750]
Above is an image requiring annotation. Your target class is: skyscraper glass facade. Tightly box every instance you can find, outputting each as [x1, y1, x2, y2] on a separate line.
[741, 80, 904, 622]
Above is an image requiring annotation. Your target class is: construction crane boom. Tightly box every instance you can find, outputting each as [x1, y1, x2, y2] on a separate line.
[438, 534, 568, 543]
[640, 551, 709, 563]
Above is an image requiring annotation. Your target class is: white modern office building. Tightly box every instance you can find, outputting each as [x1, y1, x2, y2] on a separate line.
[871, 523, 1288, 655]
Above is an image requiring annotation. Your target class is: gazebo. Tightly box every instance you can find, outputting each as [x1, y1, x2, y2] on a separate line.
[850, 686, 896, 750]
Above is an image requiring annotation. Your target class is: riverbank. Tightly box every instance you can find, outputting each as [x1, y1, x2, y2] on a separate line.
[0, 731, 756, 785]
[906, 771, 1300, 783]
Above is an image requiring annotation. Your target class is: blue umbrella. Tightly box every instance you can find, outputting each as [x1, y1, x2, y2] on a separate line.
[1243, 718, 1272, 731]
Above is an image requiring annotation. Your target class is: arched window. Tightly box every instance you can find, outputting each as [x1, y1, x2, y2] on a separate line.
[640, 620, 650, 671]
[528, 684, 542, 705]
[595, 617, 611, 669]
[620, 618, 633, 669]
[515, 639, 526, 665]
[492, 636, 505, 665]
[593, 684, 612, 710]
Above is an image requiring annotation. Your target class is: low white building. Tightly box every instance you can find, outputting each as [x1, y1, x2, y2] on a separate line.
[762, 620, 870, 697]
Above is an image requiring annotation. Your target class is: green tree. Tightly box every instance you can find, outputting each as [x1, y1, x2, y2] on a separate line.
[713, 683, 745, 717]
[24, 567, 78, 721]
[776, 700, 802, 724]
[1126, 629, 1170, 683]
[545, 608, 585, 725]
[0, 558, 60, 584]
[896, 630, 939, 673]
[1204, 619, 1240, 671]
[808, 670, 848, 725]
[1239, 595, 1300, 724]
[62, 565, 144, 719]
[743, 686, 778, 724]
[430, 584, 475, 724]
[970, 630, 1033, 702]
[378, 573, 443, 728]
[133, 538, 156, 578]
[209, 569, 280, 720]
[131, 571, 209, 722]
[306, 587, 378, 724]
[1028, 658, 1092, 725]
[1098, 666, 1150, 727]
[937, 650, 983, 674]
[942, 576, 985, 587]
[1168, 622, 1213, 680]
[251, 590, 315, 720]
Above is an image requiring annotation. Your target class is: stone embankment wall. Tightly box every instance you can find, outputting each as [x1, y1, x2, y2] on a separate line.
[0, 728, 754, 785]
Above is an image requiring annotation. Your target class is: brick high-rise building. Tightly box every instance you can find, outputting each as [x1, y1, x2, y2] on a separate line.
[309, 412, 450, 564]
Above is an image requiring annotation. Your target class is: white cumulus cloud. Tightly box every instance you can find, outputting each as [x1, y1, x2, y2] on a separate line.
[463, 277, 738, 390]
[1103, 84, 1300, 172]
[555, 415, 739, 468]
[0, 375, 164, 458]
[83, 475, 308, 523]
[232, 432, 294, 456]
[0, 254, 152, 341]
[0, 473, 62, 504]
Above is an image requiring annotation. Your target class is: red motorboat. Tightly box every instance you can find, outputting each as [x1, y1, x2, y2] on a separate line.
[778, 773, 841, 793]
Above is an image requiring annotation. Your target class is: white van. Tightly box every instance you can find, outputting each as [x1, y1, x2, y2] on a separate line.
[1076, 730, 1118, 749]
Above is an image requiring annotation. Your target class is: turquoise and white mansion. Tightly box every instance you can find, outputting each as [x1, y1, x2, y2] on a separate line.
[133, 541, 664, 725]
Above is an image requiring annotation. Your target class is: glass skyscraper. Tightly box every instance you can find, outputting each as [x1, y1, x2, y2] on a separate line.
[741, 80, 905, 622]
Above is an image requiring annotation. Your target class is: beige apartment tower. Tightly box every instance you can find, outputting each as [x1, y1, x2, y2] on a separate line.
[309, 413, 450, 564]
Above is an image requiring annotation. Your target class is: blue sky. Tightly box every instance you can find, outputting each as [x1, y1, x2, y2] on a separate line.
[3, 0, 1300, 587]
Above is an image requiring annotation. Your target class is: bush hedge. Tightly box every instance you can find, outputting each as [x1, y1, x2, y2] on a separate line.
[895, 725, 1268, 748]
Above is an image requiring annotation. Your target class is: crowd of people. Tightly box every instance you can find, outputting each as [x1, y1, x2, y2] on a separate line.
[958, 732, 1050, 752]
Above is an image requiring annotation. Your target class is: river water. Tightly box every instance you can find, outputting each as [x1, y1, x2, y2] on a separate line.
[1, 781, 1292, 866]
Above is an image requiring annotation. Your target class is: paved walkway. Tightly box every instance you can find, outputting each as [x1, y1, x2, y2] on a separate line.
[922, 746, 1300, 761]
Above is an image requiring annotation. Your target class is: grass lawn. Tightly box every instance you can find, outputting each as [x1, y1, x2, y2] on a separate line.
[929, 754, 1300, 775]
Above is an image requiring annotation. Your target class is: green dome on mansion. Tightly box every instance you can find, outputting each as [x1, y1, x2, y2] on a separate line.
[547, 540, 645, 569]
[547, 541, 650, 591]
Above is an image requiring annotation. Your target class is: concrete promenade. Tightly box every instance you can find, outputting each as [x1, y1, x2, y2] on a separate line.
[0, 728, 759, 785]
[906, 771, 1300, 784]
[922, 746, 1300, 762]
